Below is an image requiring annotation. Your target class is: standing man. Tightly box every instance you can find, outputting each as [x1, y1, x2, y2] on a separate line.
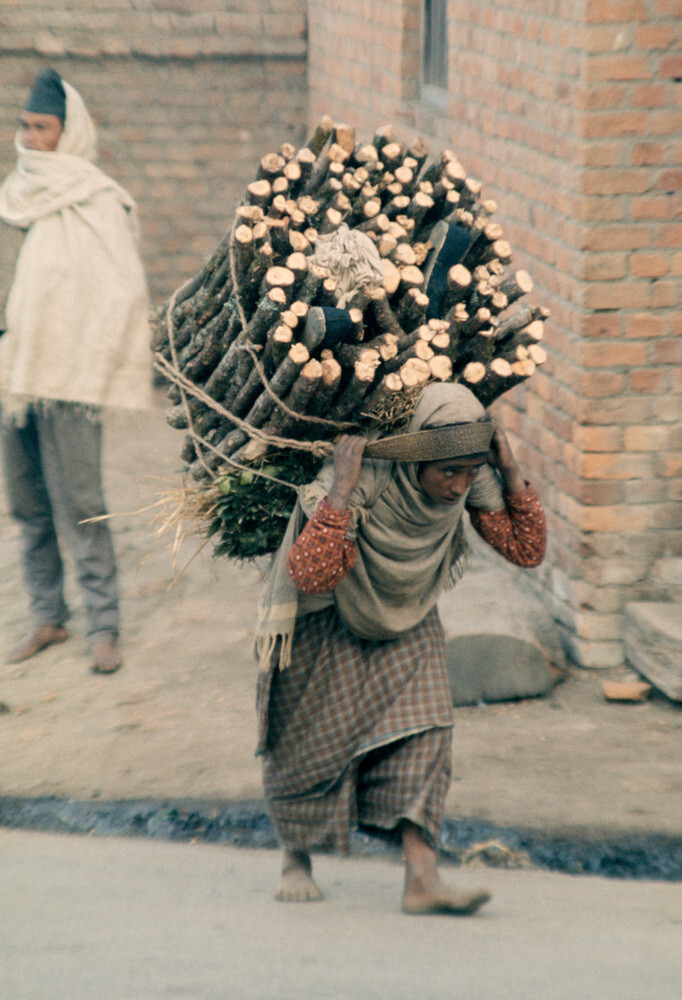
[0, 68, 151, 673]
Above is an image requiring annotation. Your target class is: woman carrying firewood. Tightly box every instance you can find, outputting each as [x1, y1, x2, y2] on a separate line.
[255, 381, 546, 914]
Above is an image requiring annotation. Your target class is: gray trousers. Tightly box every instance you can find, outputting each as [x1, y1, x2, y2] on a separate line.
[1, 403, 119, 641]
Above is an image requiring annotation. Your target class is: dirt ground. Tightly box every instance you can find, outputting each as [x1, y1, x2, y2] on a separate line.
[0, 392, 680, 839]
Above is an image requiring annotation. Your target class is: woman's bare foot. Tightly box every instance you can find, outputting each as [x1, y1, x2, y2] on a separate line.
[401, 819, 490, 916]
[402, 874, 490, 915]
[274, 849, 324, 903]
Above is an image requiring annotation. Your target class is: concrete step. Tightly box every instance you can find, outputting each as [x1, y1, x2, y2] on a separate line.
[624, 601, 682, 702]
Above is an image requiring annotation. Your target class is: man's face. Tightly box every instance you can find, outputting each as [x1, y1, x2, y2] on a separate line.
[18, 111, 63, 152]
[417, 455, 487, 504]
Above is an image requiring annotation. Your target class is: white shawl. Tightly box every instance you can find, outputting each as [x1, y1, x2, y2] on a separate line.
[0, 80, 151, 423]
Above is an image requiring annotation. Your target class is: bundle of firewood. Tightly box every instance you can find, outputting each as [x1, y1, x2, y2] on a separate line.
[152, 118, 548, 558]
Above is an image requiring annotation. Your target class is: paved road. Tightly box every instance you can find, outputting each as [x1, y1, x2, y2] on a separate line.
[1, 829, 680, 1000]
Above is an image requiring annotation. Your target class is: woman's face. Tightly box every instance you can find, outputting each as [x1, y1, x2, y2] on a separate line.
[418, 455, 487, 504]
[18, 112, 63, 152]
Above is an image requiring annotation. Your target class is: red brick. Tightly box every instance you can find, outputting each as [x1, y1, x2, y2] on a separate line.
[579, 196, 626, 223]
[584, 0, 649, 24]
[625, 313, 668, 338]
[581, 313, 623, 338]
[578, 452, 653, 480]
[585, 222, 656, 253]
[651, 282, 679, 308]
[582, 109, 649, 138]
[625, 425, 679, 451]
[629, 252, 670, 278]
[572, 425, 625, 452]
[660, 54, 682, 78]
[580, 340, 650, 367]
[630, 141, 668, 166]
[582, 168, 652, 195]
[661, 223, 682, 248]
[629, 368, 671, 393]
[586, 54, 652, 81]
[651, 338, 682, 365]
[634, 24, 676, 49]
[658, 169, 682, 191]
[583, 281, 650, 310]
[580, 253, 628, 280]
[631, 196, 678, 220]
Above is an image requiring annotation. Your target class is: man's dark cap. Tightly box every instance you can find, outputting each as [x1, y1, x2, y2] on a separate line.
[23, 68, 66, 122]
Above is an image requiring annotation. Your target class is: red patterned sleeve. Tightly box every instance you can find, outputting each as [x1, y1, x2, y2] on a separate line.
[468, 484, 546, 567]
[286, 496, 357, 594]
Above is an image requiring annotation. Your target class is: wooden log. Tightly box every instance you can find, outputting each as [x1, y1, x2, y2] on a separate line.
[383, 338, 434, 374]
[495, 269, 534, 305]
[368, 286, 406, 340]
[354, 143, 380, 167]
[260, 265, 297, 302]
[406, 191, 434, 231]
[262, 324, 293, 373]
[262, 358, 324, 437]
[458, 306, 491, 339]
[246, 179, 272, 210]
[462, 357, 513, 405]
[258, 152, 286, 182]
[235, 204, 264, 225]
[397, 265, 425, 297]
[396, 323, 433, 353]
[372, 123, 394, 154]
[289, 229, 312, 255]
[381, 258, 402, 296]
[407, 137, 429, 174]
[308, 356, 342, 416]
[294, 147, 317, 187]
[399, 357, 431, 388]
[428, 354, 453, 380]
[316, 276, 339, 308]
[244, 288, 287, 346]
[232, 224, 256, 285]
[334, 343, 381, 370]
[332, 122, 356, 158]
[361, 371, 404, 417]
[493, 307, 534, 343]
[442, 264, 472, 308]
[308, 116, 334, 156]
[238, 243, 274, 314]
[296, 262, 329, 305]
[527, 343, 547, 366]
[331, 359, 377, 419]
[395, 287, 429, 329]
[219, 342, 311, 457]
[488, 290, 509, 316]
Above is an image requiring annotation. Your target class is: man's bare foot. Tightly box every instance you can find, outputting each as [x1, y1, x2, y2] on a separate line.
[274, 849, 324, 903]
[91, 637, 122, 674]
[6, 624, 68, 664]
[402, 874, 491, 916]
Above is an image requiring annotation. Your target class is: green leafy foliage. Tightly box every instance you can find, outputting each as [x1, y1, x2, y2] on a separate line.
[208, 450, 322, 561]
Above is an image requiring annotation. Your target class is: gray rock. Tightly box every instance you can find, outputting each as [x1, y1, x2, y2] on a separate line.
[624, 601, 682, 702]
[438, 537, 566, 706]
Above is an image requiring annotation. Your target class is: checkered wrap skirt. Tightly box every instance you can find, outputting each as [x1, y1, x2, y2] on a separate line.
[256, 605, 453, 853]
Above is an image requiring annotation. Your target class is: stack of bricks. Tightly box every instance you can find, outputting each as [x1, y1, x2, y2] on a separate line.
[308, 0, 681, 667]
[0, 0, 308, 303]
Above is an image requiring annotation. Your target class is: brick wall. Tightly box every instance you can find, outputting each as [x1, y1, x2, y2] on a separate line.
[308, 0, 681, 667]
[0, 1, 308, 303]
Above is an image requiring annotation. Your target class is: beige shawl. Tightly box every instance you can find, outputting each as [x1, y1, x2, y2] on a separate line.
[255, 383, 505, 668]
[0, 80, 151, 424]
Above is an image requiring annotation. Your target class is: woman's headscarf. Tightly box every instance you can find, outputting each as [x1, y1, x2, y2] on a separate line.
[255, 383, 506, 668]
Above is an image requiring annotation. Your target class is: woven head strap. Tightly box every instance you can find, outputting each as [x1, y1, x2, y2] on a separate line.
[364, 419, 493, 462]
